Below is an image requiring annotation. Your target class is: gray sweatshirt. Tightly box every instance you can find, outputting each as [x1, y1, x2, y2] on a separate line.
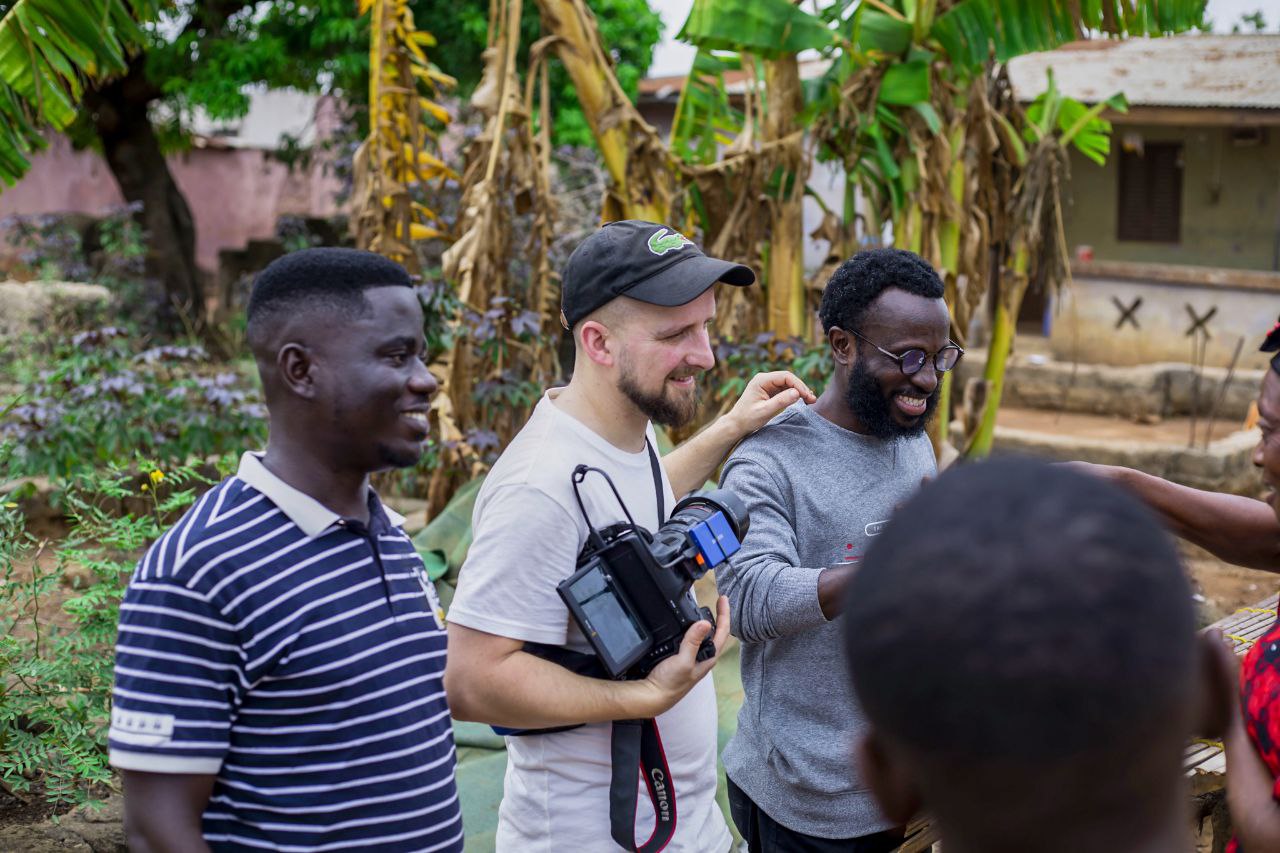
[716, 401, 936, 839]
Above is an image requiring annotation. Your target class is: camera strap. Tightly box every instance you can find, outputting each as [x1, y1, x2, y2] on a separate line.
[498, 643, 678, 852]
[611, 717, 676, 853]
[646, 437, 664, 522]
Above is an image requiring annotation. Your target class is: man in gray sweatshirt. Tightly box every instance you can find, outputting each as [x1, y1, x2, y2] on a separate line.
[717, 249, 960, 852]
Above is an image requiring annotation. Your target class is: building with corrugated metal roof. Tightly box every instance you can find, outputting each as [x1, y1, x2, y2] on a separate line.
[1005, 35, 1280, 367]
[638, 33, 1280, 367]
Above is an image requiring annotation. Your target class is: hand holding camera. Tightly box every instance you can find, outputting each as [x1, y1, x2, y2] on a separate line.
[637, 595, 732, 718]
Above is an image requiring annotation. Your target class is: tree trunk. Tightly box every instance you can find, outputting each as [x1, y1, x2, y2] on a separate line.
[762, 53, 806, 338]
[84, 56, 203, 330]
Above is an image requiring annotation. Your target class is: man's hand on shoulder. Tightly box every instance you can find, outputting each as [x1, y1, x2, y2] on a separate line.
[638, 595, 731, 717]
[664, 372, 815, 499]
[724, 371, 817, 440]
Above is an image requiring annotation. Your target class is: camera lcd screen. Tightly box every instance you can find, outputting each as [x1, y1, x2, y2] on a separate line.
[567, 566, 646, 666]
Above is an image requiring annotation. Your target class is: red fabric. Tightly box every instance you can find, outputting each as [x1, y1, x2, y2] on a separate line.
[1227, 616, 1280, 853]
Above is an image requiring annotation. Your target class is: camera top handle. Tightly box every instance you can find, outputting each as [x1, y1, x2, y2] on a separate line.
[571, 464, 641, 553]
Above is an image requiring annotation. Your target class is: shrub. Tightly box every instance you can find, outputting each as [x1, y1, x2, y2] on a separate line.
[0, 457, 218, 808]
[1, 326, 265, 480]
[712, 333, 834, 406]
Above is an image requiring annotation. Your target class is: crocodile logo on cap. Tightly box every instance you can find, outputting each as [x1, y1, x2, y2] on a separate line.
[647, 228, 693, 256]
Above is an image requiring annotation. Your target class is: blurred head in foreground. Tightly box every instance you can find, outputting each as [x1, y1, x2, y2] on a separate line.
[843, 457, 1234, 853]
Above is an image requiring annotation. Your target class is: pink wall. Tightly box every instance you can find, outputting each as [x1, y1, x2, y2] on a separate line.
[0, 134, 343, 272]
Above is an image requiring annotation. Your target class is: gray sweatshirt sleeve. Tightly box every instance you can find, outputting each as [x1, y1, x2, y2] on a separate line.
[716, 456, 829, 643]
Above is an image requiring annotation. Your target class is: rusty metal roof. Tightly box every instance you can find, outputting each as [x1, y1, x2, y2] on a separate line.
[1006, 35, 1280, 109]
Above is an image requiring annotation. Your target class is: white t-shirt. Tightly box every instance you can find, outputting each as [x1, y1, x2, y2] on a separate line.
[449, 390, 730, 853]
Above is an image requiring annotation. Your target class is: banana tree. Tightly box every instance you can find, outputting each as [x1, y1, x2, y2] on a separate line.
[533, 0, 673, 223]
[352, 0, 457, 274]
[966, 72, 1127, 457]
[0, 0, 158, 187]
[677, 0, 835, 339]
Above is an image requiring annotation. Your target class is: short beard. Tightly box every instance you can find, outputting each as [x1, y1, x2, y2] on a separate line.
[619, 360, 701, 428]
[844, 358, 938, 440]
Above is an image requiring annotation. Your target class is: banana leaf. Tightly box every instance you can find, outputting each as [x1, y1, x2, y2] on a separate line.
[932, 0, 1206, 70]
[678, 0, 834, 58]
[413, 475, 486, 584]
[0, 0, 159, 187]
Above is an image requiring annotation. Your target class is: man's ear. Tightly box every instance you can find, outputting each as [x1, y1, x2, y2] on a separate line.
[278, 342, 317, 400]
[829, 326, 855, 368]
[578, 320, 617, 368]
[1194, 629, 1239, 740]
[857, 730, 921, 826]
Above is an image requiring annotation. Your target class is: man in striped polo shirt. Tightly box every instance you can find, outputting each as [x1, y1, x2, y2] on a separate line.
[109, 248, 462, 852]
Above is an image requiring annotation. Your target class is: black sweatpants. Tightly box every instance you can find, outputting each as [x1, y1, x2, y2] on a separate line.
[727, 777, 905, 853]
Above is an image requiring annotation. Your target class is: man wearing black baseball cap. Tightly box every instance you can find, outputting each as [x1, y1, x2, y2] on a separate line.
[446, 221, 814, 852]
[1068, 314, 1280, 571]
[559, 220, 756, 329]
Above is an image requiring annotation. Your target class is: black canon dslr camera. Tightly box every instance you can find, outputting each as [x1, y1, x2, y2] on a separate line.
[557, 463, 750, 679]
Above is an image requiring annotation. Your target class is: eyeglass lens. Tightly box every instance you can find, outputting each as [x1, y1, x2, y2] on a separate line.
[900, 346, 961, 375]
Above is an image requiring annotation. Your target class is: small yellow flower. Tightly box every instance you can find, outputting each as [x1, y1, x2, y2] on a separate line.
[140, 484, 149, 492]
[149, 469, 165, 487]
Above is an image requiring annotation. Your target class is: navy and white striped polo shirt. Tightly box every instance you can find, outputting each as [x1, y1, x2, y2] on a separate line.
[109, 452, 462, 852]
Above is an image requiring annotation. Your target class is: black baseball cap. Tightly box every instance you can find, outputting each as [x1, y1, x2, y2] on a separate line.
[559, 220, 755, 329]
[1262, 315, 1280, 374]
[1263, 315, 1280, 353]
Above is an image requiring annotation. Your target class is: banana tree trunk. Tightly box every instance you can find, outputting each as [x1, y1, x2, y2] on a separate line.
[763, 53, 806, 338]
[967, 245, 1029, 457]
[928, 123, 967, 460]
[534, 0, 667, 223]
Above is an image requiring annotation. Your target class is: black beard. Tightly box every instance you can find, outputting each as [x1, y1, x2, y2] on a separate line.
[844, 358, 938, 440]
[619, 365, 700, 428]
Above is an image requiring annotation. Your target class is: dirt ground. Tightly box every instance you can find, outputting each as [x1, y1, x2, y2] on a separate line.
[999, 406, 1242, 446]
[1187, 541, 1277, 624]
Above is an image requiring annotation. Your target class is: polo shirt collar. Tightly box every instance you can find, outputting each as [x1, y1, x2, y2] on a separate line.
[236, 452, 407, 537]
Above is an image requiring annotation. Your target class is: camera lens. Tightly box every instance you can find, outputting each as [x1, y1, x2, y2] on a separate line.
[675, 489, 750, 540]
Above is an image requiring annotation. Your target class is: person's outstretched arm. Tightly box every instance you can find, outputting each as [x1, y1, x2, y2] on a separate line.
[122, 771, 215, 853]
[1068, 463, 1280, 572]
[664, 371, 815, 499]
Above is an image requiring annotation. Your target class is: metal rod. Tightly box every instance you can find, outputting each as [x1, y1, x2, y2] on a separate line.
[1203, 335, 1245, 449]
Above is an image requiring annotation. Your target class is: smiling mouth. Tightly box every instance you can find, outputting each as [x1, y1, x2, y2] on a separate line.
[402, 411, 430, 435]
[894, 393, 927, 418]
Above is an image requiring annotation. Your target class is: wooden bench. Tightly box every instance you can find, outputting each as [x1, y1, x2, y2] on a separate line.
[894, 593, 1280, 853]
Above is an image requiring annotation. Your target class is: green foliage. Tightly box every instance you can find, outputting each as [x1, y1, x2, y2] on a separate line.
[0, 0, 160, 186]
[1024, 69, 1128, 166]
[1233, 11, 1268, 33]
[1, 327, 265, 480]
[142, 0, 369, 126]
[678, 0, 833, 58]
[0, 458, 215, 808]
[427, 0, 662, 149]
[712, 334, 833, 405]
[128, 0, 662, 152]
[932, 0, 1207, 69]
[670, 48, 745, 165]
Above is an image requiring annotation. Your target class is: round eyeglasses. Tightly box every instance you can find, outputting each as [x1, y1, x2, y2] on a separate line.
[851, 330, 964, 376]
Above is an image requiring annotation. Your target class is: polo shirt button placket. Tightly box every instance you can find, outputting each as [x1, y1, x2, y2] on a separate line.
[341, 518, 397, 618]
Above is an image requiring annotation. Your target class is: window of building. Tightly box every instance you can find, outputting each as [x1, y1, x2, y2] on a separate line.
[1116, 142, 1182, 243]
